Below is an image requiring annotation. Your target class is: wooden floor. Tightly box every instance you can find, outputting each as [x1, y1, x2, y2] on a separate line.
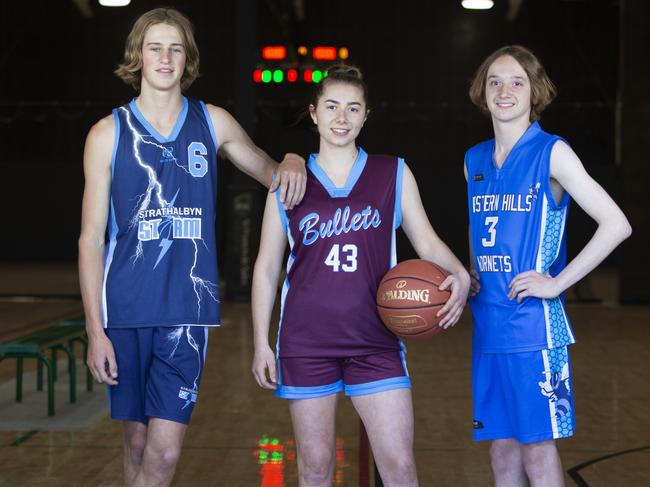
[0, 264, 648, 486]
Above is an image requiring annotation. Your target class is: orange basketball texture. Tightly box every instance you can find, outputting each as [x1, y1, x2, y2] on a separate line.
[376, 259, 451, 340]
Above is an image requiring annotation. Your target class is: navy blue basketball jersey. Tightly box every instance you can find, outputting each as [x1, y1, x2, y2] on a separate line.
[103, 97, 220, 328]
[276, 149, 404, 358]
[466, 122, 575, 353]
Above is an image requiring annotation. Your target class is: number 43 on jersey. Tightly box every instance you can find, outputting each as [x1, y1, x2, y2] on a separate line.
[325, 244, 358, 272]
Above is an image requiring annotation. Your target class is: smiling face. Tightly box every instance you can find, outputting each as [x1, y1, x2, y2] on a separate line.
[484, 55, 532, 124]
[140, 23, 187, 92]
[309, 81, 368, 149]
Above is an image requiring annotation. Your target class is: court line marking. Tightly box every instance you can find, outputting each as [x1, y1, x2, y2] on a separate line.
[10, 430, 40, 447]
[0, 294, 81, 302]
[567, 445, 650, 486]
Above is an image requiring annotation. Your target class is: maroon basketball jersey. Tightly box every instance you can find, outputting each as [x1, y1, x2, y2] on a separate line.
[276, 149, 404, 358]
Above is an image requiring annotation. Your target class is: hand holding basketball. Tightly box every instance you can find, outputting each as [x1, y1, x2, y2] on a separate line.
[376, 260, 450, 339]
[436, 266, 471, 329]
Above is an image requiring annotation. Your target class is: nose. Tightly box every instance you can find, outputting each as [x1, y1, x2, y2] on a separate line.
[335, 110, 348, 124]
[498, 84, 510, 98]
[160, 48, 171, 63]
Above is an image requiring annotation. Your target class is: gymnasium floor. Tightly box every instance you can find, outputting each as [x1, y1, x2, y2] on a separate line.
[0, 263, 648, 486]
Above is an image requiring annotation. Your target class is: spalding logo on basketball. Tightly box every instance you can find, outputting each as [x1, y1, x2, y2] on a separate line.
[376, 259, 451, 340]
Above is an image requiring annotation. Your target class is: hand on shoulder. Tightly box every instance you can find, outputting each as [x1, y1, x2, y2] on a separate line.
[271, 153, 306, 210]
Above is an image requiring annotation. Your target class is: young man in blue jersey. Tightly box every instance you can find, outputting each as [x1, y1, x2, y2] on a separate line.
[465, 45, 631, 486]
[78, 8, 305, 486]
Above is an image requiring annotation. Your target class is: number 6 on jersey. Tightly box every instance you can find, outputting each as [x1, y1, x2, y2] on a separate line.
[325, 244, 358, 272]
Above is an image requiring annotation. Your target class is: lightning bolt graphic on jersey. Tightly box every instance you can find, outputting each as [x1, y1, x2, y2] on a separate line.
[120, 107, 219, 319]
[168, 326, 202, 409]
[154, 188, 180, 269]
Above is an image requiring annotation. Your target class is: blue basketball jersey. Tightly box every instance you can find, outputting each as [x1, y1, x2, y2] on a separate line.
[103, 97, 220, 328]
[466, 122, 575, 353]
[276, 149, 405, 358]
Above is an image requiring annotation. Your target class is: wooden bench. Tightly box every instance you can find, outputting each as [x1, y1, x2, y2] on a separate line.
[0, 318, 92, 416]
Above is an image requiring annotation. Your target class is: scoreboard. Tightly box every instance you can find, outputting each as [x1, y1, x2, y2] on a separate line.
[253, 45, 350, 84]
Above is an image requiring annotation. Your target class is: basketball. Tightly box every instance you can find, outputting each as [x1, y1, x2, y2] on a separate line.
[376, 259, 451, 339]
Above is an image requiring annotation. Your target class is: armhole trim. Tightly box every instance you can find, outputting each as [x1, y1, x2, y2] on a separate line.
[394, 158, 405, 229]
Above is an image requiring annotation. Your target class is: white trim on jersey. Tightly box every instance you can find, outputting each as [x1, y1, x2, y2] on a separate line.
[535, 196, 548, 273]
[542, 299, 553, 350]
[102, 199, 119, 327]
[276, 221, 296, 357]
[560, 305, 575, 344]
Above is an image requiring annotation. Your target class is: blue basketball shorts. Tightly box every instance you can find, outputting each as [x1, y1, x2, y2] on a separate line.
[472, 346, 575, 444]
[106, 326, 209, 425]
[275, 350, 411, 400]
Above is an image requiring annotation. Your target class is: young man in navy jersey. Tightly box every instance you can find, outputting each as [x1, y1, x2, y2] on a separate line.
[465, 45, 631, 486]
[78, 8, 305, 486]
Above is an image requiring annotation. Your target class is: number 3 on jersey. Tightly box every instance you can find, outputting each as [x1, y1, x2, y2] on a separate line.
[325, 244, 358, 272]
[482, 216, 499, 248]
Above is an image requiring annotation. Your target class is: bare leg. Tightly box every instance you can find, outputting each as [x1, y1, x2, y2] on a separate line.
[131, 418, 187, 487]
[288, 395, 338, 487]
[122, 421, 147, 485]
[523, 440, 564, 487]
[351, 388, 418, 487]
[490, 439, 526, 487]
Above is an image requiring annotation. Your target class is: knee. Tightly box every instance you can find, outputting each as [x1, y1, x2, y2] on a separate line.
[143, 443, 182, 475]
[300, 450, 334, 485]
[490, 440, 522, 477]
[522, 440, 559, 473]
[380, 454, 417, 485]
[157, 445, 182, 472]
[302, 469, 331, 486]
[124, 432, 147, 465]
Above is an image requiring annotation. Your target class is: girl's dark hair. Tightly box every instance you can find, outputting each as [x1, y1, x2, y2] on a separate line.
[310, 64, 369, 109]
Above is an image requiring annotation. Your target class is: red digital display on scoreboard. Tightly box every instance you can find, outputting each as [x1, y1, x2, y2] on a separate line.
[262, 46, 286, 60]
[312, 46, 337, 61]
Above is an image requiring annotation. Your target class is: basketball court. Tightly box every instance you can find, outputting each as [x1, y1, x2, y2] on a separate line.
[0, 264, 648, 486]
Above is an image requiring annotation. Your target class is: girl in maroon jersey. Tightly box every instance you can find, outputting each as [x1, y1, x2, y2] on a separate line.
[252, 65, 470, 486]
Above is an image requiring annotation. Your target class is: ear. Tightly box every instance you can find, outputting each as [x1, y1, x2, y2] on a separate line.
[361, 108, 370, 126]
[309, 104, 317, 125]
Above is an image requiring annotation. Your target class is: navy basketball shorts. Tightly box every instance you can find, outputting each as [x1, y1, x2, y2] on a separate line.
[106, 326, 209, 425]
[472, 346, 575, 444]
[275, 350, 411, 399]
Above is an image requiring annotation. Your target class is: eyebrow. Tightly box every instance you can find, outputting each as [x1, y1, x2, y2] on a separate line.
[145, 42, 184, 47]
[487, 74, 525, 80]
[324, 99, 362, 105]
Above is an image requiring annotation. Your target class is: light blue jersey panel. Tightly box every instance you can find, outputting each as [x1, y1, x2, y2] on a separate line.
[103, 97, 220, 328]
[466, 122, 575, 353]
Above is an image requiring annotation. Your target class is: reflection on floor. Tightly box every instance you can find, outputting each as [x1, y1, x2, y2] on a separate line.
[253, 435, 347, 486]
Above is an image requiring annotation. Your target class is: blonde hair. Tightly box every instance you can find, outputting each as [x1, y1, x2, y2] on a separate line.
[114, 8, 200, 91]
[469, 45, 556, 121]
